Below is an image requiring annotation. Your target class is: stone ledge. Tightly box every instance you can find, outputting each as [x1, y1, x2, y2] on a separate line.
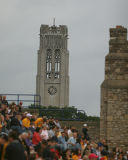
[101, 80, 128, 89]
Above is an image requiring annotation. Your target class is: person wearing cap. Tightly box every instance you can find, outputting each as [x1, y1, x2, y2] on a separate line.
[22, 113, 32, 128]
[100, 150, 108, 160]
[96, 143, 104, 159]
[88, 153, 98, 160]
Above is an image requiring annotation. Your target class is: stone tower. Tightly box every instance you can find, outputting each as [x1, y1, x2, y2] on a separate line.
[100, 26, 128, 150]
[36, 24, 69, 107]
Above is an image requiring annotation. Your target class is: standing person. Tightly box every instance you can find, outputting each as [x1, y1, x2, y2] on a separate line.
[2, 96, 8, 107]
[82, 124, 90, 140]
[18, 101, 23, 113]
[0, 96, 2, 108]
[5, 131, 26, 160]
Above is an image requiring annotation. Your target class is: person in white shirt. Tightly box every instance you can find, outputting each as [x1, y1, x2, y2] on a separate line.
[40, 125, 49, 140]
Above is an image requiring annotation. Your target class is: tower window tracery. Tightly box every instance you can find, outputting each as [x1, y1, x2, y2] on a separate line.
[46, 49, 52, 79]
[54, 49, 61, 79]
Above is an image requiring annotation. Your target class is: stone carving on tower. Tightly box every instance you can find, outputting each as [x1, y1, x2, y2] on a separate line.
[36, 23, 69, 107]
[100, 26, 128, 150]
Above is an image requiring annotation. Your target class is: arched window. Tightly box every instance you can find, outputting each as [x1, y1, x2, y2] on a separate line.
[46, 49, 52, 79]
[54, 49, 61, 79]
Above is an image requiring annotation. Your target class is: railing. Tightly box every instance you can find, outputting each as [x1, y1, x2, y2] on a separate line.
[0, 94, 40, 108]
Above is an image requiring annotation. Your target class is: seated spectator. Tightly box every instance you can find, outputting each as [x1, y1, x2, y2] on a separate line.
[40, 124, 49, 140]
[32, 127, 41, 146]
[22, 113, 32, 128]
[19, 132, 31, 156]
[10, 113, 22, 134]
[72, 148, 81, 160]
[5, 131, 26, 160]
[67, 131, 78, 150]
[0, 97, 126, 160]
[100, 150, 108, 160]
[48, 125, 57, 138]
[35, 117, 43, 128]
[0, 133, 9, 160]
[58, 131, 67, 151]
[88, 153, 98, 160]
[54, 119, 61, 129]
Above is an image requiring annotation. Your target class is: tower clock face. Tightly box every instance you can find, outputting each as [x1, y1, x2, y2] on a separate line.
[48, 86, 57, 95]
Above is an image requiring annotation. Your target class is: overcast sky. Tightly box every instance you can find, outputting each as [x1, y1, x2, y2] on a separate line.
[0, 0, 128, 116]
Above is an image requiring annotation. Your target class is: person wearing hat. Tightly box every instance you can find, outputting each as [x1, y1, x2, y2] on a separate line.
[82, 124, 90, 140]
[22, 113, 32, 128]
[88, 153, 98, 160]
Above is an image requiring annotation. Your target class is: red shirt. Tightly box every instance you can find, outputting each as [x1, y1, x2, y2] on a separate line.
[32, 132, 41, 145]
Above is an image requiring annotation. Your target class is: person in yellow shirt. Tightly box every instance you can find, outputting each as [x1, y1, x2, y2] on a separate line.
[35, 117, 43, 128]
[22, 113, 32, 128]
[0, 134, 9, 160]
[72, 149, 81, 160]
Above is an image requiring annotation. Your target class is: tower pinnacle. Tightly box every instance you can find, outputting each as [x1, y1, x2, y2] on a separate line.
[53, 18, 55, 26]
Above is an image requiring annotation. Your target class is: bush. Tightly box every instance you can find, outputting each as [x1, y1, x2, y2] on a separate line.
[28, 105, 99, 121]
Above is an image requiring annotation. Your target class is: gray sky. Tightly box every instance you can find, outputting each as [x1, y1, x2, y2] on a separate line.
[0, 0, 128, 116]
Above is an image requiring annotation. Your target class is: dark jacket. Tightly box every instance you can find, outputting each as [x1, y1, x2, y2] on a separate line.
[10, 117, 21, 127]
[5, 140, 26, 160]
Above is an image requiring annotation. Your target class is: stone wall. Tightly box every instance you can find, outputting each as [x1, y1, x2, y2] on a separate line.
[60, 121, 100, 142]
[100, 26, 128, 151]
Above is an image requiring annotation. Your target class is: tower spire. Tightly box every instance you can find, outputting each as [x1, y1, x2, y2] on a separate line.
[53, 18, 55, 26]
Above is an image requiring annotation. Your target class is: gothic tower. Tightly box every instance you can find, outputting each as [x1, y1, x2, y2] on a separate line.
[100, 26, 128, 150]
[36, 24, 69, 107]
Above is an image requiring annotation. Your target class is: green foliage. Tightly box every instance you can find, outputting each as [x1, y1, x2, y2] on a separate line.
[86, 116, 100, 121]
[28, 105, 100, 121]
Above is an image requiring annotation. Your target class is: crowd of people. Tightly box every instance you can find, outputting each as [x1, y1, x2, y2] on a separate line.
[0, 95, 127, 160]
